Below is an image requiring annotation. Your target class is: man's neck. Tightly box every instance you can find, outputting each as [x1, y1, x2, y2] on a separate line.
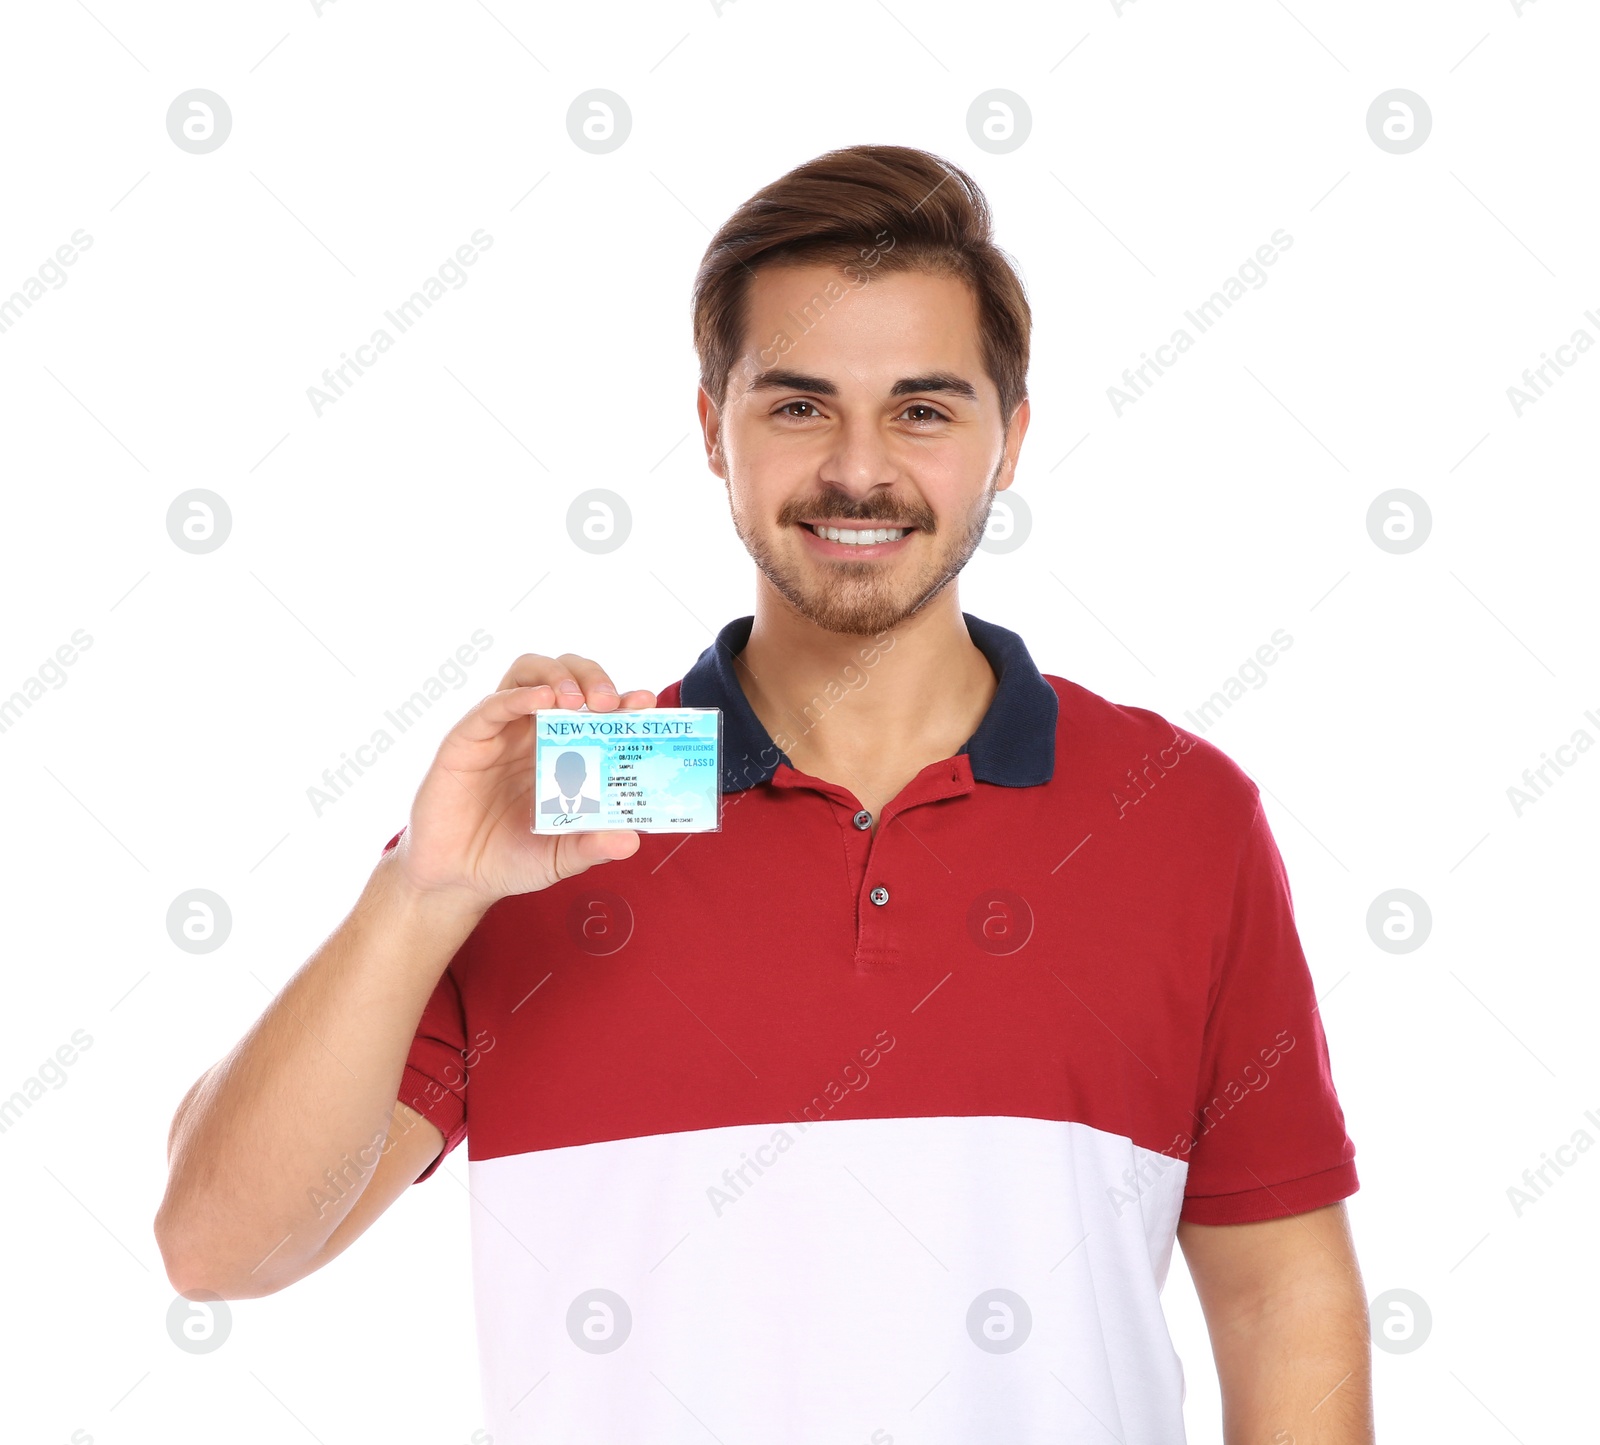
[734, 582, 998, 819]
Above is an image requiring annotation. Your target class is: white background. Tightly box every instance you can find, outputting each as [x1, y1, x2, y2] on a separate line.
[1, 0, 1595, 1440]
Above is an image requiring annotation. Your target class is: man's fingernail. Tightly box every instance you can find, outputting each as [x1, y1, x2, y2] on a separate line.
[558, 679, 582, 695]
[593, 683, 617, 695]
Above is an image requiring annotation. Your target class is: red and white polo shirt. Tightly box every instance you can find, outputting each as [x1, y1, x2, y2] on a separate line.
[384, 612, 1357, 1444]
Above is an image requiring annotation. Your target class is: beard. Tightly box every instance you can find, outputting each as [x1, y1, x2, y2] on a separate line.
[727, 456, 1005, 637]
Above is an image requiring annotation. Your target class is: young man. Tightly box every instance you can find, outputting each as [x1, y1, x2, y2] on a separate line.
[156, 145, 1371, 1443]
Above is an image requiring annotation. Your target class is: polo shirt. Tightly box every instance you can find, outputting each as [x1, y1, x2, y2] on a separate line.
[384, 612, 1357, 1445]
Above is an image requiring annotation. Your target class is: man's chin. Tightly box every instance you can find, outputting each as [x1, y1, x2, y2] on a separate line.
[763, 568, 950, 638]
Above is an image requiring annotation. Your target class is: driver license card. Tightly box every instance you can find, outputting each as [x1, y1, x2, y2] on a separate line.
[532, 707, 723, 834]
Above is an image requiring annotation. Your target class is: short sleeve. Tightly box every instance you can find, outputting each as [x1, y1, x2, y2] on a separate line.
[1179, 796, 1358, 1225]
[382, 825, 470, 1183]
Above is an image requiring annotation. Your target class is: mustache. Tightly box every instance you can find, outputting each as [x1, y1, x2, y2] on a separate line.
[777, 495, 938, 531]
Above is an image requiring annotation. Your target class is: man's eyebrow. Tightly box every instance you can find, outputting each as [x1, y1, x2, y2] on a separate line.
[744, 369, 979, 402]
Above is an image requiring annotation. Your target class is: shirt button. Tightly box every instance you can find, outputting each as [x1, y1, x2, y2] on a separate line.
[853, 809, 872, 830]
[869, 885, 890, 906]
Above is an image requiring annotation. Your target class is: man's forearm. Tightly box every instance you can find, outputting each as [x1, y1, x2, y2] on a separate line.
[1208, 1279, 1375, 1445]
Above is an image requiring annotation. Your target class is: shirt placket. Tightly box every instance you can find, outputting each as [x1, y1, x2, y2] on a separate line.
[771, 757, 975, 974]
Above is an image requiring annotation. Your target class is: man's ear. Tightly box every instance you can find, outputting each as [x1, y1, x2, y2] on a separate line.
[994, 395, 1031, 492]
[697, 384, 727, 480]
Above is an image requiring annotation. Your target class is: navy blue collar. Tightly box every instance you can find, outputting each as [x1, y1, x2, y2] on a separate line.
[678, 614, 1057, 793]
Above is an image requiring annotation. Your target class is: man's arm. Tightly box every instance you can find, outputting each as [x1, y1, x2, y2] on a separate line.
[297, 1101, 444, 1276]
[1177, 1202, 1375, 1445]
[154, 855, 486, 1299]
[153, 652, 654, 1300]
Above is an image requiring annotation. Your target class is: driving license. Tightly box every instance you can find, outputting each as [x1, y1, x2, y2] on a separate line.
[531, 707, 722, 834]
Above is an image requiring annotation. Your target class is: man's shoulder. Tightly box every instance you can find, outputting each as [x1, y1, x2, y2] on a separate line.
[1042, 671, 1261, 822]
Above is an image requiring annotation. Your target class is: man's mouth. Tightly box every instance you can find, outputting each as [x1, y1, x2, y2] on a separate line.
[799, 521, 915, 546]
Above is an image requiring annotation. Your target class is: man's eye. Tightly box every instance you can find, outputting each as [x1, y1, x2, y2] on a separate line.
[774, 401, 948, 423]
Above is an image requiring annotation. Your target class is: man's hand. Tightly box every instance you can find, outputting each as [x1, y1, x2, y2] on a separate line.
[1177, 1202, 1375, 1445]
[389, 651, 657, 907]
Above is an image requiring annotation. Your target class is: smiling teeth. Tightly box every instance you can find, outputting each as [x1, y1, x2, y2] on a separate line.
[816, 525, 904, 544]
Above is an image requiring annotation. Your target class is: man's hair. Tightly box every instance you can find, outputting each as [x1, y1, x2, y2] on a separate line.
[691, 144, 1031, 425]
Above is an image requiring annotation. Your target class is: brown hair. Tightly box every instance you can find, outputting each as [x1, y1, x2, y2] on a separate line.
[691, 144, 1031, 426]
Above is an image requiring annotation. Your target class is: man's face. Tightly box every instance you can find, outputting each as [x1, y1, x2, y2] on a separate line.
[700, 263, 1029, 637]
